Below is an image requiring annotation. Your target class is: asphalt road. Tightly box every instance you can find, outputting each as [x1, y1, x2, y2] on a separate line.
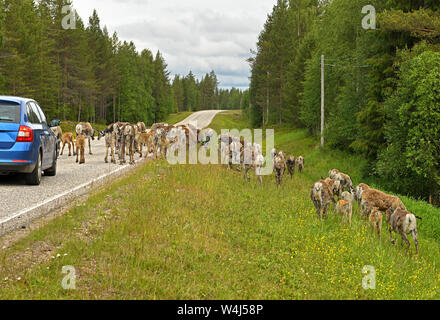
[0, 110, 223, 227]
[0, 139, 127, 221]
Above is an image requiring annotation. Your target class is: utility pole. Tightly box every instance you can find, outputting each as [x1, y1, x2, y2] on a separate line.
[321, 55, 325, 148]
[266, 71, 270, 126]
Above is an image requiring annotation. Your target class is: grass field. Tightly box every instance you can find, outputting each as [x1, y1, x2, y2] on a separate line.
[165, 112, 194, 126]
[0, 110, 439, 299]
[208, 110, 249, 132]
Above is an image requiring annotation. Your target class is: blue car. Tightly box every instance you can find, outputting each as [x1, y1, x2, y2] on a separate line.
[0, 96, 58, 185]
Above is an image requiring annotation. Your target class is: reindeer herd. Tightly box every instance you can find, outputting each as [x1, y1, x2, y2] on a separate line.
[52, 121, 186, 166]
[49, 122, 96, 164]
[53, 120, 307, 190]
[311, 169, 421, 254]
[51, 120, 420, 255]
[214, 136, 306, 188]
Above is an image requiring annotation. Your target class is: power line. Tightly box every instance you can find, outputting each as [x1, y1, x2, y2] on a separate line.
[324, 63, 370, 68]
[321, 55, 324, 148]
[313, 55, 371, 68]
[319, 54, 369, 149]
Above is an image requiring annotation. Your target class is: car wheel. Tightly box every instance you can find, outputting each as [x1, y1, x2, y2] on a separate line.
[56, 141, 60, 158]
[45, 155, 57, 177]
[25, 152, 42, 185]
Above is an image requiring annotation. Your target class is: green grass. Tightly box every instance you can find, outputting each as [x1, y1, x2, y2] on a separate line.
[1, 111, 440, 299]
[209, 110, 249, 132]
[165, 112, 194, 125]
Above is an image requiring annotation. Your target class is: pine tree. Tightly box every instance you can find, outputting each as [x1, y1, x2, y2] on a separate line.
[152, 51, 172, 122]
[183, 71, 198, 111]
[172, 75, 185, 112]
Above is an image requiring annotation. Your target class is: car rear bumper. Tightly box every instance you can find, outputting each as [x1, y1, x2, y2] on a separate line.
[0, 142, 37, 174]
[0, 161, 36, 174]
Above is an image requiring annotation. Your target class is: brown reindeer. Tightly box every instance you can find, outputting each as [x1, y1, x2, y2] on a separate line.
[355, 183, 370, 207]
[174, 125, 196, 147]
[138, 131, 155, 157]
[368, 207, 383, 238]
[341, 191, 355, 205]
[324, 178, 342, 204]
[296, 156, 304, 173]
[132, 125, 143, 158]
[241, 144, 264, 185]
[152, 125, 178, 160]
[360, 188, 406, 219]
[136, 122, 147, 133]
[156, 136, 176, 159]
[60, 132, 75, 156]
[113, 122, 129, 158]
[120, 124, 136, 165]
[336, 199, 353, 226]
[273, 152, 286, 186]
[310, 180, 333, 219]
[50, 126, 63, 155]
[75, 133, 86, 164]
[328, 169, 353, 192]
[286, 155, 295, 179]
[150, 123, 169, 131]
[219, 134, 233, 169]
[388, 208, 419, 254]
[75, 122, 95, 155]
[134, 122, 147, 157]
[98, 126, 116, 164]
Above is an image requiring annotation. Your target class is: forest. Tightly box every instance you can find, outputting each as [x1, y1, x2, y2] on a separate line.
[0, 0, 245, 126]
[246, 0, 440, 202]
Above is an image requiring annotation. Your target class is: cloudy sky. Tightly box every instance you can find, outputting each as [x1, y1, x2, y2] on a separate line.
[72, 0, 276, 89]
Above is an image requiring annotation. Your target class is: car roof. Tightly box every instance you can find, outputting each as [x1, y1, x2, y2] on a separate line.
[0, 96, 34, 104]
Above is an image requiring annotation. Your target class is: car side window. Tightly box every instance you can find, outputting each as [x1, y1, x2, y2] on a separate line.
[30, 102, 44, 124]
[34, 103, 47, 125]
[26, 102, 41, 124]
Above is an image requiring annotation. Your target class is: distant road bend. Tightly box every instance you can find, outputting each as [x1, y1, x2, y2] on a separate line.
[175, 110, 224, 129]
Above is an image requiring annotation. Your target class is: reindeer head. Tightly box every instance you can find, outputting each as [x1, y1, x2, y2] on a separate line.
[314, 182, 323, 193]
[98, 130, 105, 141]
[91, 128, 96, 141]
[329, 169, 339, 179]
[312, 182, 323, 201]
[333, 180, 342, 195]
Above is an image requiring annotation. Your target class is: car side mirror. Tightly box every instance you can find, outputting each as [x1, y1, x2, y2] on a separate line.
[49, 119, 61, 128]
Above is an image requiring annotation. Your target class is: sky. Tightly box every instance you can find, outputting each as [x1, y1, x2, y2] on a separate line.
[72, 0, 276, 90]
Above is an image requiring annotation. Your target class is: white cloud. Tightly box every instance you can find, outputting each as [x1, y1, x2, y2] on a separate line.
[71, 0, 275, 89]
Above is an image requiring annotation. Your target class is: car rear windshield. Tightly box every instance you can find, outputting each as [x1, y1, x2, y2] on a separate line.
[0, 101, 21, 123]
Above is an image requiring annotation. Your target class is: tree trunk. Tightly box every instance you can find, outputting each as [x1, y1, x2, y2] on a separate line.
[113, 92, 116, 124]
[118, 87, 121, 122]
[279, 65, 283, 126]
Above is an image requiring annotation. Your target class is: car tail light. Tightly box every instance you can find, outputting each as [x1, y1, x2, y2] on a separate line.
[16, 125, 34, 142]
